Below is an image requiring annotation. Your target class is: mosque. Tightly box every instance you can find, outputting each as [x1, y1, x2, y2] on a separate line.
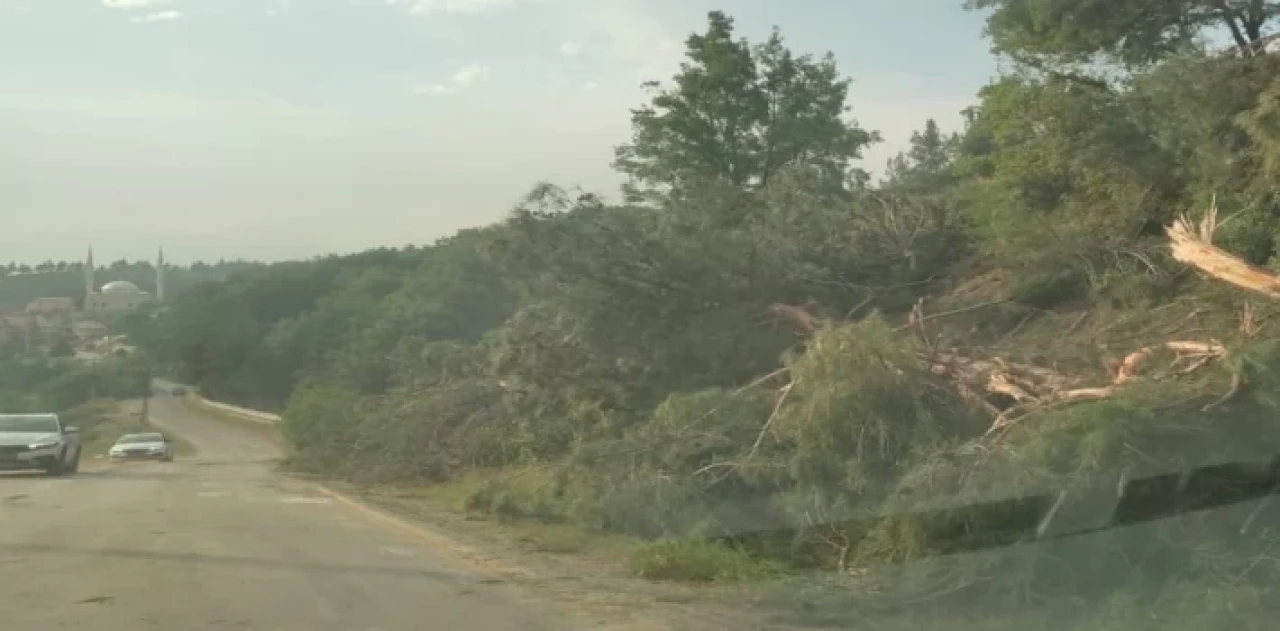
[82, 247, 166, 315]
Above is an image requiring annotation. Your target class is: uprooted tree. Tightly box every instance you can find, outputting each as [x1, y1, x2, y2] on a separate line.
[766, 199, 1269, 439]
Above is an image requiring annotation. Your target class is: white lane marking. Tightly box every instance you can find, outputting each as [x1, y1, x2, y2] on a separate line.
[380, 546, 415, 557]
[197, 491, 227, 498]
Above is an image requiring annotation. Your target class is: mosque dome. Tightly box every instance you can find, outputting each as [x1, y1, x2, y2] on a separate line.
[100, 280, 143, 294]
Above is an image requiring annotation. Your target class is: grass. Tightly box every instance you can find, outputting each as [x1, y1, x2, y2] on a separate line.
[629, 539, 785, 582]
[357, 468, 787, 584]
[358, 468, 645, 560]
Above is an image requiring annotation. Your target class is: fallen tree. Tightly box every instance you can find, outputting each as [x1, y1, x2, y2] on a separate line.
[760, 199, 1272, 436]
[926, 340, 1227, 434]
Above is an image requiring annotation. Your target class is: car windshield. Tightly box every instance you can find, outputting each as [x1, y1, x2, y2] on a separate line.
[7, 1, 1280, 630]
[117, 433, 163, 444]
[0, 415, 59, 433]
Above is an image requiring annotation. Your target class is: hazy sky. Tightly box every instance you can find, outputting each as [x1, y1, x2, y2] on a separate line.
[0, 0, 996, 264]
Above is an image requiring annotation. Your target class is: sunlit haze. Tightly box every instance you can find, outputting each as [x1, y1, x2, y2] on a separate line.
[0, 0, 993, 264]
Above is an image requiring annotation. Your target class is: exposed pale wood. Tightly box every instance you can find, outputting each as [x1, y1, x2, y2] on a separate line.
[1167, 201, 1280, 300]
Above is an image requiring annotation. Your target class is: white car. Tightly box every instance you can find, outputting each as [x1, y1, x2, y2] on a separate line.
[0, 413, 82, 476]
[109, 432, 174, 462]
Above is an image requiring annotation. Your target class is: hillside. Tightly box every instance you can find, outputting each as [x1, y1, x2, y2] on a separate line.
[137, 6, 1280, 629]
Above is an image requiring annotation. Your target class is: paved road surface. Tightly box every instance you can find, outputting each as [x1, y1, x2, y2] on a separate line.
[0, 393, 573, 630]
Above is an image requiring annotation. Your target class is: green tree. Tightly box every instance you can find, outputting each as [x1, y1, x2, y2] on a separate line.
[883, 119, 961, 195]
[968, 0, 1279, 68]
[613, 10, 877, 204]
[955, 75, 1180, 290]
[1240, 75, 1280, 182]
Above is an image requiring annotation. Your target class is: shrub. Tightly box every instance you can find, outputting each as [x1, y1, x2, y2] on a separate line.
[628, 540, 782, 582]
[1010, 270, 1087, 309]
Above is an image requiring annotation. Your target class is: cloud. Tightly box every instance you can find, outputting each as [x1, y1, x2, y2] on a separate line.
[559, 40, 583, 56]
[130, 9, 182, 22]
[553, 2, 684, 80]
[413, 63, 491, 97]
[102, 0, 173, 9]
[266, 0, 291, 16]
[582, 81, 598, 91]
[390, 0, 515, 16]
[451, 64, 490, 85]
[414, 84, 457, 96]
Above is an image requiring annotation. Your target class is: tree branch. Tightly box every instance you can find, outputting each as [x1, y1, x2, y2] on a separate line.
[746, 381, 794, 459]
[1210, 0, 1257, 52]
[1243, 0, 1268, 41]
[1007, 52, 1113, 93]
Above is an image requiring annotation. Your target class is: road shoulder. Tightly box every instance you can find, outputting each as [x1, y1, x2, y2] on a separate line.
[175, 391, 823, 630]
[307, 478, 807, 631]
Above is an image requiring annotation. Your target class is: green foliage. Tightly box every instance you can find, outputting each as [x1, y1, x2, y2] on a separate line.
[629, 540, 782, 582]
[1240, 76, 1280, 182]
[957, 75, 1180, 283]
[280, 384, 366, 475]
[142, 243, 505, 410]
[1009, 269, 1087, 309]
[883, 119, 961, 196]
[968, 0, 1278, 67]
[614, 11, 876, 202]
[779, 318, 986, 499]
[0, 355, 150, 413]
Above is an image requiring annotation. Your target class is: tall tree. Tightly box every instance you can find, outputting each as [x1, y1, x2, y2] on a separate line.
[969, 0, 1280, 68]
[954, 75, 1180, 285]
[883, 119, 961, 195]
[613, 11, 876, 204]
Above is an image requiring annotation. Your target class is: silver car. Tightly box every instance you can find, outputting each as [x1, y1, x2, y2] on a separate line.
[109, 432, 174, 462]
[0, 413, 82, 476]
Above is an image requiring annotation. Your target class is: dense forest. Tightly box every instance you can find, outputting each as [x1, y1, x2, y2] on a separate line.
[138, 3, 1280, 628]
[0, 259, 261, 311]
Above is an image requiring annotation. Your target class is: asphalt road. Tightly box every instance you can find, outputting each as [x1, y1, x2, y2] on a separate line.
[0, 393, 573, 630]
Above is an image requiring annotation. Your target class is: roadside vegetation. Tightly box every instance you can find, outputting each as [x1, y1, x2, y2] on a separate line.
[0, 348, 163, 461]
[0, 349, 151, 414]
[136, 2, 1280, 627]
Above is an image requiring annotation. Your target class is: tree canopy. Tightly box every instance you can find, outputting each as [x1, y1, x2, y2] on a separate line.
[970, 0, 1280, 67]
[614, 11, 878, 203]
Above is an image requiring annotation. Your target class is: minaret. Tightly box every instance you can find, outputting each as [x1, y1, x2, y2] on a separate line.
[84, 246, 95, 308]
[156, 247, 166, 302]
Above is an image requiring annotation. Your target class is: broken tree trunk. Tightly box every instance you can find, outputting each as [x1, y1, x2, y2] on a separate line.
[1167, 200, 1280, 300]
[930, 339, 1226, 436]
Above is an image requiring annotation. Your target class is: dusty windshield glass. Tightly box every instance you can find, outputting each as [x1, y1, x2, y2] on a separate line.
[3, 1, 1279, 630]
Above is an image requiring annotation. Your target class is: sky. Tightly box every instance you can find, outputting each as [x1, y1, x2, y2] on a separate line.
[0, 0, 997, 264]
